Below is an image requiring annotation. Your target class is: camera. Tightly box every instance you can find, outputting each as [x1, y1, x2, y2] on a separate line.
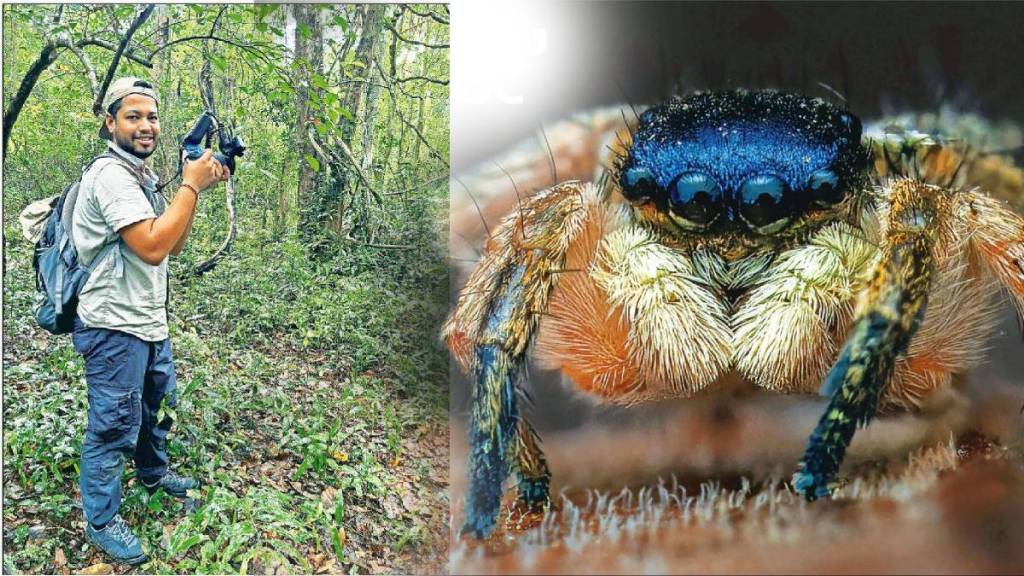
[181, 111, 246, 175]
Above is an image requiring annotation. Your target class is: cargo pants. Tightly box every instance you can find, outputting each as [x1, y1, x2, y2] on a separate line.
[72, 318, 177, 527]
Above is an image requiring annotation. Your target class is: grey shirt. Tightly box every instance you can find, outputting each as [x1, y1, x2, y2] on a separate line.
[72, 141, 169, 341]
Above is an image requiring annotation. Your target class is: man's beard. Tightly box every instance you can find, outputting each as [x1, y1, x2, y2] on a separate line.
[113, 131, 157, 159]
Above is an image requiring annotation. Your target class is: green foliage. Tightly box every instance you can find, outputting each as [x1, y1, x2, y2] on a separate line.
[3, 4, 449, 573]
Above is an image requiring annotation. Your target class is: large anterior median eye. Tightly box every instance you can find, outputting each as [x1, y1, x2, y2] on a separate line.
[808, 169, 843, 205]
[620, 166, 658, 202]
[668, 172, 723, 229]
[738, 174, 793, 234]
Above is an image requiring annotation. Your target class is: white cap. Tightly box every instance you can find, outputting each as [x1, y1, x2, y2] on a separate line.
[99, 77, 159, 139]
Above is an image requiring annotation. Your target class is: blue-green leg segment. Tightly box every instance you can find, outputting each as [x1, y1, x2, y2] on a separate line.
[792, 298, 912, 499]
[794, 195, 934, 500]
[461, 264, 550, 537]
[462, 343, 519, 537]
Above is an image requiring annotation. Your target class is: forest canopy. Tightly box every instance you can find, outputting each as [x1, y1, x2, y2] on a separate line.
[3, 3, 449, 253]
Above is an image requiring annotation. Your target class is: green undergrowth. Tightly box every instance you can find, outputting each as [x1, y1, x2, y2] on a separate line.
[1, 192, 449, 574]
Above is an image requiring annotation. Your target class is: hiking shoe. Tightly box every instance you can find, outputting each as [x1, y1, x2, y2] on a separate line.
[142, 471, 200, 497]
[85, 514, 148, 565]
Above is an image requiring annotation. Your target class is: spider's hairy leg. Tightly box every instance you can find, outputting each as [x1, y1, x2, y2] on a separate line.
[962, 190, 1024, 315]
[466, 264, 534, 537]
[513, 417, 550, 505]
[794, 178, 941, 500]
[444, 182, 592, 537]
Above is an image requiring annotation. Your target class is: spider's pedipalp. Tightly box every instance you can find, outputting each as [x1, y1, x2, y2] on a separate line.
[733, 222, 878, 392]
[593, 225, 732, 395]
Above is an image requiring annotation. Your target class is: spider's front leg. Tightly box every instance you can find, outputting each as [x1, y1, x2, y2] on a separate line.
[445, 182, 592, 537]
[465, 262, 547, 537]
[793, 178, 941, 499]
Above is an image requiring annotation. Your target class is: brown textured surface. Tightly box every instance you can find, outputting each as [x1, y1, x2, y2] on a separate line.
[450, 386, 1024, 574]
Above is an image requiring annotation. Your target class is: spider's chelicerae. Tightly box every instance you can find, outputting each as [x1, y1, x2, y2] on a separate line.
[445, 90, 1024, 538]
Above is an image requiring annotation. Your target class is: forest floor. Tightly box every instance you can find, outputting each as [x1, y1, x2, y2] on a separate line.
[450, 386, 1024, 574]
[2, 209, 450, 575]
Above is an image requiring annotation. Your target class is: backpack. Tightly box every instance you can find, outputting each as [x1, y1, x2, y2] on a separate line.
[23, 151, 143, 334]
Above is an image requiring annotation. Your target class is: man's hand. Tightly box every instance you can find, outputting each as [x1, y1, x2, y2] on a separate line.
[120, 151, 217, 264]
[182, 149, 225, 192]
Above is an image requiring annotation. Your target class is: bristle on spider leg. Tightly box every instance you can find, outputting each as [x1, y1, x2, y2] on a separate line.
[618, 108, 636, 143]
[612, 77, 642, 124]
[454, 176, 491, 237]
[816, 81, 847, 104]
[838, 45, 851, 105]
[540, 125, 558, 187]
[495, 161, 528, 240]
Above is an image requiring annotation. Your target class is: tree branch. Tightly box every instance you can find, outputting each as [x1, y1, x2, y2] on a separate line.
[382, 173, 448, 196]
[92, 4, 156, 116]
[55, 37, 99, 100]
[3, 43, 59, 157]
[78, 38, 153, 67]
[383, 21, 448, 49]
[148, 34, 276, 59]
[306, 126, 335, 177]
[404, 5, 449, 25]
[374, 61, 449, 169]
[392, 75, 448, 86]
[307, 126, 383, 205]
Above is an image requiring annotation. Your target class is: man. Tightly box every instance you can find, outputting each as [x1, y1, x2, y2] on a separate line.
[71, 76, 228, 564]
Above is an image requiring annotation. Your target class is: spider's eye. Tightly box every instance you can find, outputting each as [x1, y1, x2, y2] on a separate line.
[738, 174, 793, 234]
[808, 169, 843, 206]
[668, 172, 723, 229]
[621, 166, 657, 202]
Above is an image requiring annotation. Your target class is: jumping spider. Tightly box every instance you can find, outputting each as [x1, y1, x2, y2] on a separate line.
[445, 90, 1024, 537]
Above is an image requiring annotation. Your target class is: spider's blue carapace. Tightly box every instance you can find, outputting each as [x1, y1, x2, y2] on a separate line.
[620, 91, 867, 232]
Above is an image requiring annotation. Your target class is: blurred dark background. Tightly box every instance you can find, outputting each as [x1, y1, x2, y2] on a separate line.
[451, 1, 1024, 432]
[454, 1, 1024, 171]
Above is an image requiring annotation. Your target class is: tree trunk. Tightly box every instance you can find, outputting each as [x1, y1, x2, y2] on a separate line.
[341, 4, 384, 147]
[412, 90, 428, 164]
[3, 43, 58, 157]
[154, 5, 174, 178]
[358, 7, 390, 173]
[292, 3, 325, 240]
[410, 46, 432, 165]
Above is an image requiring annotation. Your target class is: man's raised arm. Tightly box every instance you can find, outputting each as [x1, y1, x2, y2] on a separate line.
[120, 149, 223, 265]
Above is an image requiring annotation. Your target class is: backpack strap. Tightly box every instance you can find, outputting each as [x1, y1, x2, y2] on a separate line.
[63, 150, 148, 275]
[83, 238, 122, 275]
[60, 151, 135, 238]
